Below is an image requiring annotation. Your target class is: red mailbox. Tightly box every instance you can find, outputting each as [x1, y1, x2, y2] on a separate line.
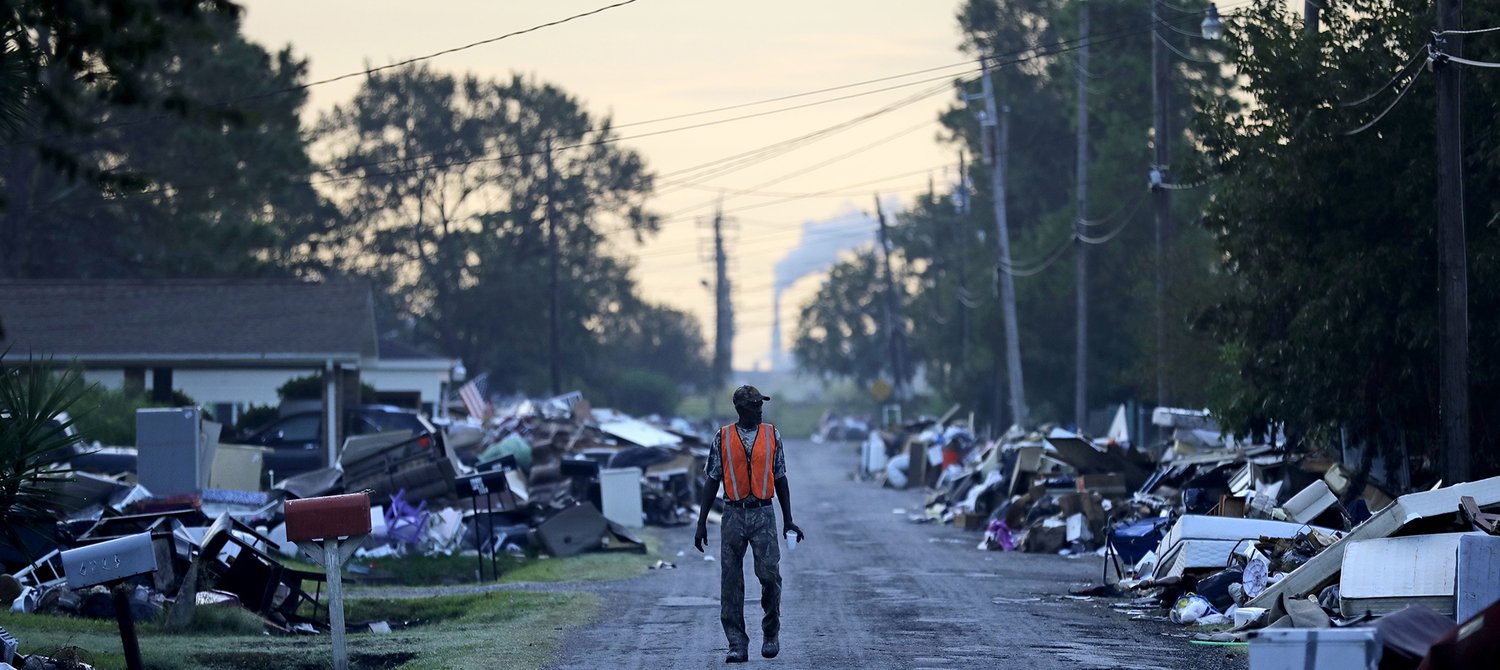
[285, 493, 371, 542]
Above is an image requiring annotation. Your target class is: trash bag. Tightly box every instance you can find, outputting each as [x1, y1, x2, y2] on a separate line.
[1170, 593, 1221, 625]
[885, 454, 911, 489]
[478, 434, 534, 472]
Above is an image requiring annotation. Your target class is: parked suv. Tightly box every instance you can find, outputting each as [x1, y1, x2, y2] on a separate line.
[238, 405, 443, 478]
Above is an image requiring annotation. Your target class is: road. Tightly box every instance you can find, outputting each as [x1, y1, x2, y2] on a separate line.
[551, 438, 1249, 670]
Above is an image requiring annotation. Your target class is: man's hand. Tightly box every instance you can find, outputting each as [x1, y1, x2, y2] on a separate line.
[783, 521, 805, 542]
[694, 523, 709, 553]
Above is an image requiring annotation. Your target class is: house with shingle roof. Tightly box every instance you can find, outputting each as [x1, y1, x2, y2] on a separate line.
[0, 279, 460, 463]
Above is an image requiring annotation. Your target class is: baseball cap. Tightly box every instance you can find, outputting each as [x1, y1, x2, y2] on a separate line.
[732, 385, 772, 406]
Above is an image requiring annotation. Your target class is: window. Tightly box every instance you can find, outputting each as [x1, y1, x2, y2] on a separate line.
[275, 414, 321, 442]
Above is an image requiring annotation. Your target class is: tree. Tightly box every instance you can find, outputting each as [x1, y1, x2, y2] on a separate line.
[0, 4, 328, 279]
[792, 251, 891, 385]
[1195, 0, 1500, 478]
[316, 66, 702, 399]
[0, 356, 88, 556]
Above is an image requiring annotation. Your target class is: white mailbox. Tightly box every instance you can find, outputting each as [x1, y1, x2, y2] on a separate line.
[62, 532, 158, 590]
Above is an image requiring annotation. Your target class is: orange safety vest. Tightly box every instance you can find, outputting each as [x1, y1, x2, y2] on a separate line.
[720, 423, 777, 501]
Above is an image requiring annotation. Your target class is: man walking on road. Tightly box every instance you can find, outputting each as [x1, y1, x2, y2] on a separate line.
[695, 385, 805, 663]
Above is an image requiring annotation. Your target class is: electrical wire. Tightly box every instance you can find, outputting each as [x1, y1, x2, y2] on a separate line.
[651, 83, 952, 196]
[607, 61, 979, 133]
[1, 0, 648, 147]
[1155, 34, 1219, 65]
[1435, 25, 1500, 36]
[1077, 212, 1138, 244]
[1000, 234, 1075, 277]
[1343, 66, 1427, 136]
[601, 162, 958, 241]
[270, 0, 644, 96]
[99, 1, 1257, 203]
[662, 119, 937, 219]
[1079, 190, 1149, 227]
[1445, 54, 1500, 69]
[1338, 50, 1426, 107]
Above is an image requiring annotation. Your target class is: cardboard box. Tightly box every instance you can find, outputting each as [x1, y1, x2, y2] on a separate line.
[210, 443, 268, 491]
[952, 511, 985, 531]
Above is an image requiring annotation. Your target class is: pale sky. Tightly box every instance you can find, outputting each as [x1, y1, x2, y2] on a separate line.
[240, 0, 969, 370]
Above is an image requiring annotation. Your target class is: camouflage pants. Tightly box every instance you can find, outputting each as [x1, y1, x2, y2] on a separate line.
[720, 504, 781, 651]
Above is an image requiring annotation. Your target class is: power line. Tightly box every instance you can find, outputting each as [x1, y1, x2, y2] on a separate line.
[1079, 190, 1148, 226]
[2, 0, 648, 148]
[1446, 54, 1500, 68]
[1344, 66, 1427, 136]
[662, 118, 938, 219]
[651, 81, 955, 196]
[1339, 50, 1426, 107]
[1435, 25, 1500, 36]
[99, 2, 1253, 204]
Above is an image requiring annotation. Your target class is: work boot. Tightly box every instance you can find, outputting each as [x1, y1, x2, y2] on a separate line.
[726, 648, 749, 663]
[762, 637, 780, 659]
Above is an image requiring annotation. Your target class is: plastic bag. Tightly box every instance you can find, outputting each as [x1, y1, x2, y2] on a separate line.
[1170, 593, 1220, 625]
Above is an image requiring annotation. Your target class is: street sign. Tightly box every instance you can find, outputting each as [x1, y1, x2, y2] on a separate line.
[457, 468, 510, 498]
[871, 379, 893, 402]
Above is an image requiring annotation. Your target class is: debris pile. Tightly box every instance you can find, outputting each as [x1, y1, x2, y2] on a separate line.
[2, 392, 706, 657]
[866, 404, 1500, 669]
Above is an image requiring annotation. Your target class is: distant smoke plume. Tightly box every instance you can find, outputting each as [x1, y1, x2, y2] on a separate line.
[769, 207, 878, 370]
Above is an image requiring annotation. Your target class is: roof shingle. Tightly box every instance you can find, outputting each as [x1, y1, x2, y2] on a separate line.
[0, 279, 378, 362]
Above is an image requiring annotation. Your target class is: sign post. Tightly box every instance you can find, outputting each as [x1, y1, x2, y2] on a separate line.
[285, 492, 371, 670]
[457, 467, 511, 582]
[62, 532, 158, 670]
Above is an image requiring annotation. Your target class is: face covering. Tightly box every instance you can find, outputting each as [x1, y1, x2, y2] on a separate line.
[735, 404, 762, 427]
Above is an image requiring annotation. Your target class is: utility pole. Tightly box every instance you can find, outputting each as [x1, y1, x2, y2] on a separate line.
[1435, 0, 1471, 483]
[711, 203, 733, 420]
[544, 138, 562, 396]
[874, 195, 909, 404]
[1304, 0, 1319, 34]
[980, 60, 1028, 428]
[1150, 0, 1172, 408]
[957, 152, 971, 361]
[1074, 0, 1091, 432]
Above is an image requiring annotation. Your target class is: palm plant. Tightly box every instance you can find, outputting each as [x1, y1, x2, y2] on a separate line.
[0, 353, 88, 555]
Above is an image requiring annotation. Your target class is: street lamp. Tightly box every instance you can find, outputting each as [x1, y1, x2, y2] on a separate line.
[1201, 4, 1225, 41]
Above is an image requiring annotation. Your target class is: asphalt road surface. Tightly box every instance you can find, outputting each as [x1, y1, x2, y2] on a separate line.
[552, 438, 1249, 670]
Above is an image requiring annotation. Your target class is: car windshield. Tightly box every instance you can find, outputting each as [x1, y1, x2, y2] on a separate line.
[276, 414, 321, 442]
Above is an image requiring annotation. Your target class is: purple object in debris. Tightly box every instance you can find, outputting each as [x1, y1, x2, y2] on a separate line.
[384, 489, 428, 545]
[986, 519, 1016, 551]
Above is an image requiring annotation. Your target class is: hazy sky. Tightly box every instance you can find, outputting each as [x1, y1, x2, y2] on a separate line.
[240, 0, 969, 370]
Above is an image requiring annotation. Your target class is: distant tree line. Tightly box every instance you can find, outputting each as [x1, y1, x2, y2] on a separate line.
[0, 0, 709, 415]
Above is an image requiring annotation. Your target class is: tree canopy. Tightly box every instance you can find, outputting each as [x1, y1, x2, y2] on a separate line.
[315, 65, 708, 404]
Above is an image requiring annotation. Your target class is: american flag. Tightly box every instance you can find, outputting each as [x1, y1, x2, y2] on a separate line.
[457, 372, 491, 419]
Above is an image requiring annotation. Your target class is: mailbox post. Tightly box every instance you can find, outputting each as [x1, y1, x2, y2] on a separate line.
[62, 532, 157, 670]
[457, 467, 511, 582]
[285, 492, 371, 670]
